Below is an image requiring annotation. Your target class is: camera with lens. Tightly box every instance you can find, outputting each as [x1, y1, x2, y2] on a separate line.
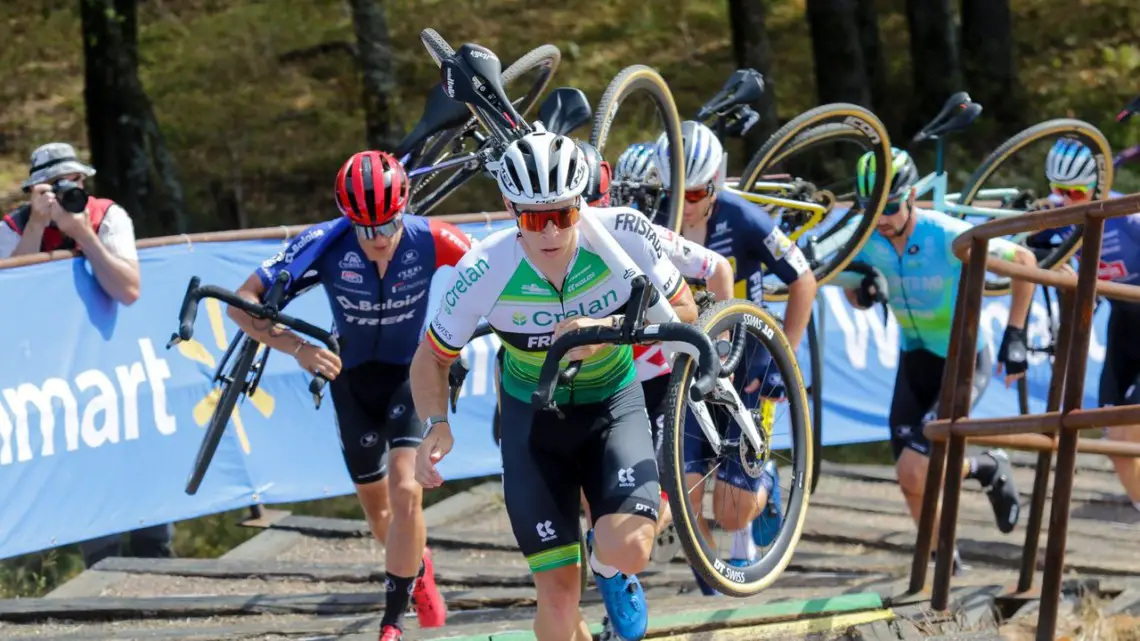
[51, 179, 89, 214]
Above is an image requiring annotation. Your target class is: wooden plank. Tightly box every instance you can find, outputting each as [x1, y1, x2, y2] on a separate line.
[88, 556, 712, 590]
[271, 514, 518, 549]
[42, 569, 127, 600]
[219, 529, 302, 561]
[0, 584, 702, 624]
[802, 503, 1140, 576]
[424, 482, 503, 530]
[0, 587, 533, 623]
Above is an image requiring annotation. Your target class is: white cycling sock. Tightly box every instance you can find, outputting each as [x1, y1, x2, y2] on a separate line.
[590, 550, 620, 579]
[730, 528, 756, 561]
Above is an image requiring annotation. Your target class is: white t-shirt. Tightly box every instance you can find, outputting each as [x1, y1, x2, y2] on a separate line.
[0, 204, 139, 261]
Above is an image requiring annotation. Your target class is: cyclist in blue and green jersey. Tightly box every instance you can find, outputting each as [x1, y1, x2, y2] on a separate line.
[842, 148, 1036, 562]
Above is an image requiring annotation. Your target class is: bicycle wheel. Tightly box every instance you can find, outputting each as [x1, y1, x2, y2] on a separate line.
[590, 65, 685, 233]
[956, 119, 1113, 296]
[737, 105, 892, 302]
[409, 44, 562, 215]
[806, 309, 823, 494]
[185, 334, 259, 496]
[661, 299, 813, 597]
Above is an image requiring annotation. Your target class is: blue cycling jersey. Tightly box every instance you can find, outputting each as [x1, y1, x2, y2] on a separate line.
[655, 190, 810, 300]
[256, 215, 471, 369]
[852, 209, 1019, 358]
[1085, 213, 1140, 284]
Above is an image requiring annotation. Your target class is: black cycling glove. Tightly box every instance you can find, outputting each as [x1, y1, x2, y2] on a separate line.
[998, 325, 1029, 376]
[856, 269, 889, 308]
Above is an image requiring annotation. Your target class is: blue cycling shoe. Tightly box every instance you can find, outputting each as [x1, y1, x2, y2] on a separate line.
[752, 461, 783, 547]
[587, 530, 648, 640]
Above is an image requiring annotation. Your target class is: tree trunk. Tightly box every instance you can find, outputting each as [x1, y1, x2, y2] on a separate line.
[961, 0, 1021, 131]
[805, 0, 871, 108]
[726, 0, 778, 159]
[81, 0, 186, 237]
[905, 0, 961, 133]
[347, 0, 398, 151]
[853, 0, 888, 116]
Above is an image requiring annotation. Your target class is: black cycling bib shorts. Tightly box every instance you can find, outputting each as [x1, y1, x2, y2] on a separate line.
[1099, 300, 1140, 414]
[329, 361, 423, 484]
[499, 381, 661, 574]
[888, 347, 992, 461]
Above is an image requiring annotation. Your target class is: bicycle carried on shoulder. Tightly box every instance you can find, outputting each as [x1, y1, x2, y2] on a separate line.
[420, 30, 813, 596]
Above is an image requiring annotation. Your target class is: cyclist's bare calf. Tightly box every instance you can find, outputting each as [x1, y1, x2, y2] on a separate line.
[533, 565, 592, 641]
[685, 473, 767, 532]
[356, 479, 392, 544]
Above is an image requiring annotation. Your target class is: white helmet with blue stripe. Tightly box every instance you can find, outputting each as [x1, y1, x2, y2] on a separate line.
[614, 142, 657, 182]
[1045, 138, 1098, 186]
[653, 120, 724, 190]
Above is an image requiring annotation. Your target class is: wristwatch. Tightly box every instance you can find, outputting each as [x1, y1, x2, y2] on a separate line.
[422, 415, 449, 437]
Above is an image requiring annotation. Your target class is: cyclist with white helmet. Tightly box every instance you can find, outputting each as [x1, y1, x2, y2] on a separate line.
[841, 147, 1038, 568]
[410, 123, 700, 641]
[1034, 138, 1140, 514]
[651, 121, 819, 594]
[613, 142, 663, 213]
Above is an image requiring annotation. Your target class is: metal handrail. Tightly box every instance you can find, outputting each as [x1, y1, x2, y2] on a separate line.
[909, 191, 1140, 641]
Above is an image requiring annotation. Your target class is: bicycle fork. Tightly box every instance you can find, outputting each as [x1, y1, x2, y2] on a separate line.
[686, 376, 766, 457]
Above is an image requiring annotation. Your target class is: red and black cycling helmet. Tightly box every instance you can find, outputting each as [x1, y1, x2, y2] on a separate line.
[335, 150, 410, 237]
[577, 141, 612, 207]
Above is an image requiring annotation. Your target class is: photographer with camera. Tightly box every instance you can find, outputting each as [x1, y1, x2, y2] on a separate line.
[1, 142, 140, 305]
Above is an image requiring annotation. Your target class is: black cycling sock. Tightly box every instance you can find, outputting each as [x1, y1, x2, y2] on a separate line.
[967, 454, 998, 486]
[380, 572, 416, 631]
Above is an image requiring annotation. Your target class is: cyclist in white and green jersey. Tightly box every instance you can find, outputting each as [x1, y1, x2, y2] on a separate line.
[842, 149, 1038, 567]
[410, 123, 699, 641]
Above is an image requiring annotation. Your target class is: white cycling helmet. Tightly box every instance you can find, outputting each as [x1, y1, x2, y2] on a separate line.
[653, 120, 724, 190]
[1045, 138, 1098, 186]
[489, 122, 588, 205]
[615, 142, 657, 182]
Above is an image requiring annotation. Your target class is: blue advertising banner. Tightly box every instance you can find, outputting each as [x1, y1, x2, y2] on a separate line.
[0, 215, 1109, 560]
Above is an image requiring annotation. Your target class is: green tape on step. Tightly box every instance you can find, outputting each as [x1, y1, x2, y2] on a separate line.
[650, 591, 885, 628]
[431, 592, 885, 641]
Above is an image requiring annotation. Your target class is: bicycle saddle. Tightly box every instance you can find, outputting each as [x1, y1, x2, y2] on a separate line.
[696, 69, 765, 121]
[394, 83, 471, 160]
[911, 92, 983, 144]
[537, 87, 591, 135]
[440, 43, 527, 135]
[1118, 95, 1140, 123]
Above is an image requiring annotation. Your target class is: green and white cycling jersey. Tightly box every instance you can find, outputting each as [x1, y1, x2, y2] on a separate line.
[849, 208, 1020, 358]
[426, 205, 687, 406]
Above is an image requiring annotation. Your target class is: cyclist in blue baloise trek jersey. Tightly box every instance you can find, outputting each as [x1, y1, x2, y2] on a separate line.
[410, 124, 702, 641]
[1030, 138, 1140, 515]
[840, 148, 1039, 569]
[649, 121, 819, 593]
[227, 151, 469, 641]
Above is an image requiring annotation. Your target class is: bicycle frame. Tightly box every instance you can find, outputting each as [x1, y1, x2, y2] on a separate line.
[911, 138, 1022, 220]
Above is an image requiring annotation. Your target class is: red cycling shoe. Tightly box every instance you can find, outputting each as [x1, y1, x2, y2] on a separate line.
[412, 547, 447, 628]
[378, 624, 402, 641]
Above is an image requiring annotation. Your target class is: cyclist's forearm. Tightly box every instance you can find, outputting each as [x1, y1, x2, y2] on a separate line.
[1006, 248, 1037, 330]
[226, 295, 306, 354]
[410, 344, 452, 421]
[709, 260, 734, 302]
[782, 275, 817, 349]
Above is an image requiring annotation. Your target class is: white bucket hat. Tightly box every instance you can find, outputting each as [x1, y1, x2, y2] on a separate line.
[21, 142, 97, 190]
